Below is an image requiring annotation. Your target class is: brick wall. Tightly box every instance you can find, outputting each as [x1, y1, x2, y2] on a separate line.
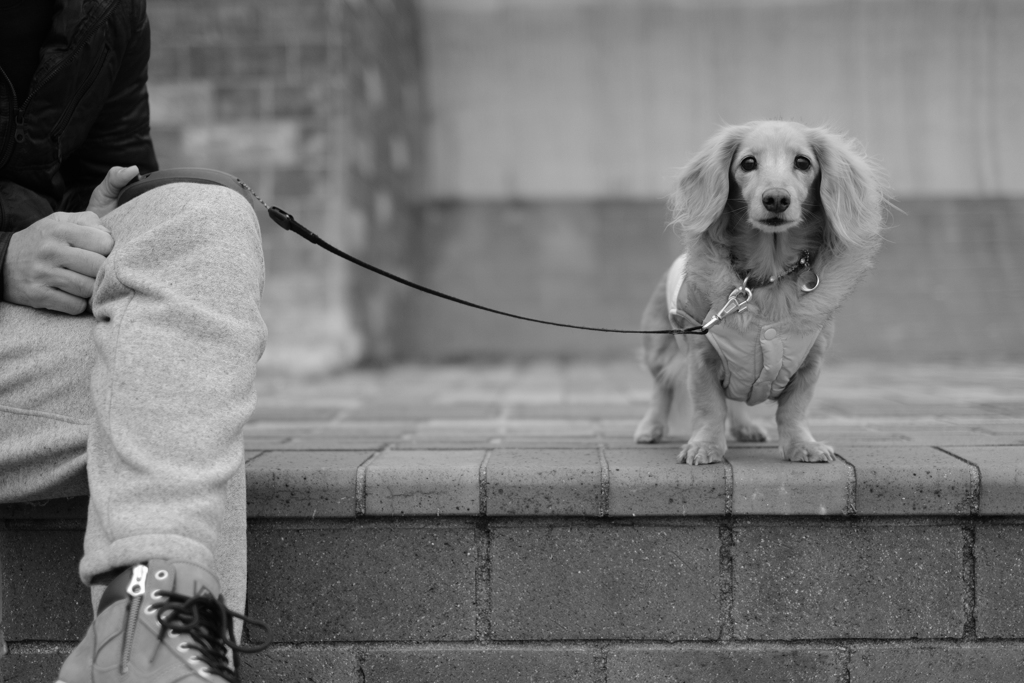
[6, 441, 1024, 681]
[5, 514, 1024, 682]
[145, 0, 423, 370]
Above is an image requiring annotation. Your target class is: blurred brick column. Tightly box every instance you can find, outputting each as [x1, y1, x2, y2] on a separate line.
[340, 0, 424, 363]
[146, 0, 423, 371]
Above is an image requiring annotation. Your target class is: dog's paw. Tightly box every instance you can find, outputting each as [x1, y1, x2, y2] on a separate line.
[783, 441, 835, 463]
[730, 421, 768, 443]
[634, 421, 665, 444]
[678, 441, 725, 466]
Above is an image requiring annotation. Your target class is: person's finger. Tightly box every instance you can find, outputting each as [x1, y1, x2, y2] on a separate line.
[51, 210, 103, 227]
[61, 247, 107, 279]
[76, 211, 103, 226]
[38, 287, 89, 316]
[63, 225, 114, 256]
[111, 165, 139, 189]
[94, 166, 139, 199]
[52, 268, 97, 299]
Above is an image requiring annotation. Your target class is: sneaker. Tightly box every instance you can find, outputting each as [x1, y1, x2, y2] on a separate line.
[56, 560, 268, 683]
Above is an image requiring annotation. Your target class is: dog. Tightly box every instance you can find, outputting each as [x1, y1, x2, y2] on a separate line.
[634, 120, 888, 465]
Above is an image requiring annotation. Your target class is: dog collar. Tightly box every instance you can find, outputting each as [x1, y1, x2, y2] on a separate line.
[734, 250, 818, 291]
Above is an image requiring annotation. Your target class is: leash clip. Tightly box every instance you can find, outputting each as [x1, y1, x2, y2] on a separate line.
[698, 278, 752, 334]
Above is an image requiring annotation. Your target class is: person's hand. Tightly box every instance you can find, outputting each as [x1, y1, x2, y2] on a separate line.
[87, 165, 139, 218]
[2, 211, 114, 314]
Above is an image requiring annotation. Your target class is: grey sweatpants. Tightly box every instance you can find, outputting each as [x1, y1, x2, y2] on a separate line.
[0, 183, 266, 622]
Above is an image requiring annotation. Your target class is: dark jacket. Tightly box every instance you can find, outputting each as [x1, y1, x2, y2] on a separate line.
[0, 0, 158, 275]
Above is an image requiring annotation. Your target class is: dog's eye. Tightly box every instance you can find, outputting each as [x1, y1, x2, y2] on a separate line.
[794, 155, 812, 171]
[739, 156, 757, 172]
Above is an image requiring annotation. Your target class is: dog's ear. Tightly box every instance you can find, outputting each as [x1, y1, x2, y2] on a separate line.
[671, 124, 748, 240]
[808, 127, 887, 253]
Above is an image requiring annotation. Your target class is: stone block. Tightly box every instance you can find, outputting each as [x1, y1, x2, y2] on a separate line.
[732, 521, 965, 639]
[310, 422, 417, 438]
[393, 439, 497, 450]
[486, 449, 602, 516]
[902, 431, 1024, 447]
[243, 435, 290, 451]
[247, 522, 477, 641]
[215, 83, 263, 120]
[975, 524, 1024, 638]
[364, 450, 485, 516]
[728, 449, 852, 515]
[246, 451, 374, 518]
[983, 403, 1024, 417]
[603, 437, 687, 449]
[258, 2, 334, 42]
[188, 44, 289, 80]
[943, 446, 1024, 515]
[826, 402, 992, 418]
[601, 420, 651, 438]
[978, 423, 1024, 434]
[249, 405, 342, 422]
[605, 447, 728, 516]
[389, 135, 412, 172]
[849, 644, 1024, 682]
[147, 81, 214, 126]
[497, 438, 601, 449]
[489, 523, 720, 640]
[509, 405, 646, 420]
[267, 437, 390, 451]
[182, 121, 300, 167]
[0, 498, 88, 520]
[0, 650, 69, 683]
[362, 647, 602, 683]
[502, 421, 599, 436]
[812, 430, 911, 445]
[363, 66, 387, 109]
[837, 446, 974, 515]
[271, 83, 326, 120]
[346, 404, 502, 421]
[243, 645, 359, 683]
[147, 44, 187, 81]
[607, 645, 843, 682]
[297, 44, 331, 76]
[0, 527, 91, 641]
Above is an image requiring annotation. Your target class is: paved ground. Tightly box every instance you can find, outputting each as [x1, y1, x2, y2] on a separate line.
[249, 360, 1024, 451]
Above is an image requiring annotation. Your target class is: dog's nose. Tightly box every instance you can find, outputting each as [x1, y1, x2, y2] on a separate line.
[762, 190, 790, 214]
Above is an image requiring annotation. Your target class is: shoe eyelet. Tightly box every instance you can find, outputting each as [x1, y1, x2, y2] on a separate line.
[177, 642, 190, 653]
[154, 569, 169, 580]
[144, 604, 157, 615]
[150, 589, 163, 600]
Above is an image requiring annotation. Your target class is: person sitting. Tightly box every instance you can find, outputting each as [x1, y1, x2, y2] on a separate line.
[1, 1, 268, 680]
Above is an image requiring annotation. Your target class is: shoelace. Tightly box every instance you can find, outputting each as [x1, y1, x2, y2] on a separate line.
[154, 589, 270, 682]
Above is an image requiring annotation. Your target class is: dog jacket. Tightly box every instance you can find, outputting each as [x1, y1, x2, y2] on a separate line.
[666, 254, 823, 405]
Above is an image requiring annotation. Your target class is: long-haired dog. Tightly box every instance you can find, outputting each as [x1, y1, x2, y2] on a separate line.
[635, 121, 888, 465]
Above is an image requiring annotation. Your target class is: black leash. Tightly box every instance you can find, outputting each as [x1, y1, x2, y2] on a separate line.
[118, 168, 814, 337]
[265, 204, 693, 335]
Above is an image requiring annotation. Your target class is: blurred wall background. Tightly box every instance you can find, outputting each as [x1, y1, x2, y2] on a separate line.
[146, 0, 423, 373]
[146, 0, 1024, 370]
